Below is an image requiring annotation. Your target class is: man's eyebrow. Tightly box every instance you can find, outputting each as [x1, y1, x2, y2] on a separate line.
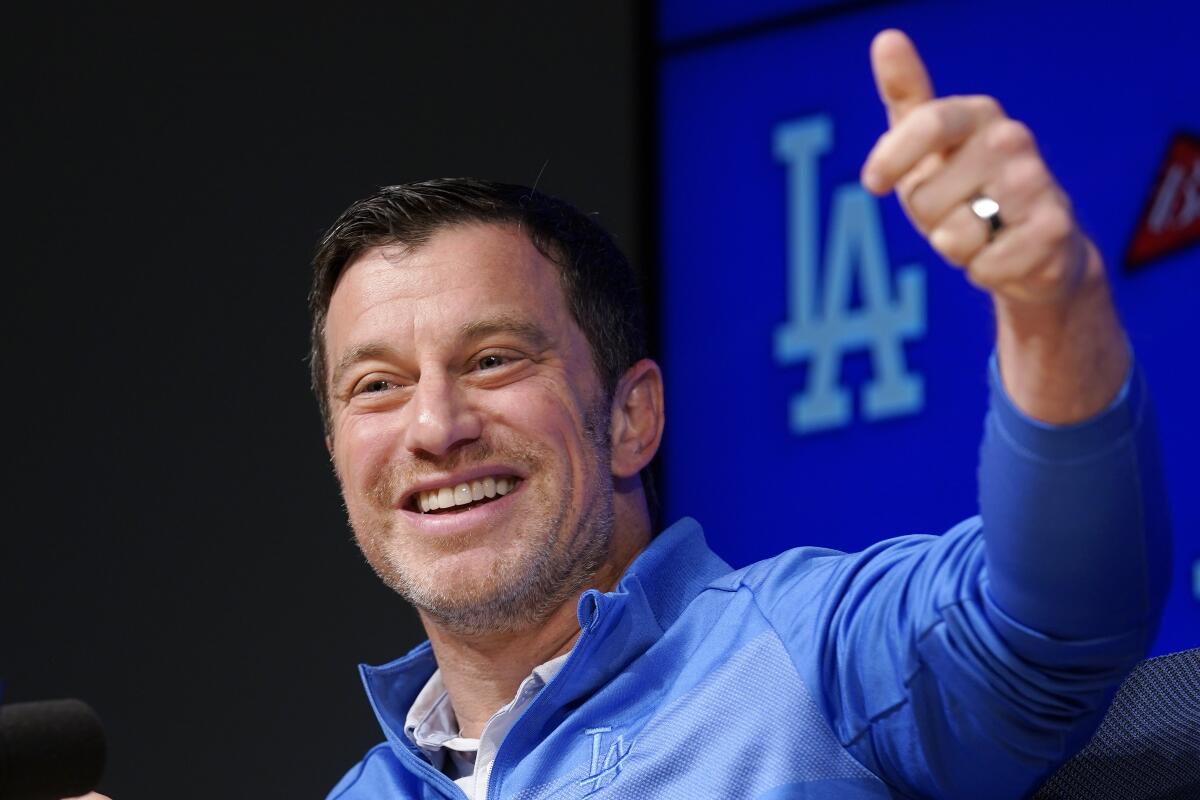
[457, 315, 551, 349]
[330, 318, 551, 390]
[330, 342, 396, 391]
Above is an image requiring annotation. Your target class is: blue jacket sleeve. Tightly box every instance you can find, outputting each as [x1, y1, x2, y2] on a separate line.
[748, 357, 1171, 799]
[979, 355, 1171, 646]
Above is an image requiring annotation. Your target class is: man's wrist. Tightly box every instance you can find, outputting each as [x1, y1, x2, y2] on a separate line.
[993, 239, 1130, 425]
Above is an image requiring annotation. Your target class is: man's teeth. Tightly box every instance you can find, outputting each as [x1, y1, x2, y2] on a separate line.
[417, 477, 514, 512]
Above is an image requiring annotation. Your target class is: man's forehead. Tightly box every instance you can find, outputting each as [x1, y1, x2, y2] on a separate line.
[334, 224, 554, 307]
[325, 222, 579, 355]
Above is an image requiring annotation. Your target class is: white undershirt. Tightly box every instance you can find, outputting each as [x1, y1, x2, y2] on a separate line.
[404, 653, 569, 799]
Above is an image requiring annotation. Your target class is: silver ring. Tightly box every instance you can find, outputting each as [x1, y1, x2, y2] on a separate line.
[968, 195, 1003, 242]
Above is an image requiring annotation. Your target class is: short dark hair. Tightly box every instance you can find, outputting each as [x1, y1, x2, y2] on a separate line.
[308, 178, 649, 428]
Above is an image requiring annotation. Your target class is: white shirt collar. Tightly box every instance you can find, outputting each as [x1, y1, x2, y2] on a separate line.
[404, 652, 570, 759]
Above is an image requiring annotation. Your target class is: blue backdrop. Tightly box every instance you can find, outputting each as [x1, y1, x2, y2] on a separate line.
[657, 0, 1198, 655]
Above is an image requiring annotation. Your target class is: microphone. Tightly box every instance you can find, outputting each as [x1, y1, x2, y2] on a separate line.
[0, 699, 106, 800]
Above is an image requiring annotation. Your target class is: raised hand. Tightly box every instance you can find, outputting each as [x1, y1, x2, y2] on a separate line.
[861, 29, 1090, 307]
[859, 29, 1128, 424]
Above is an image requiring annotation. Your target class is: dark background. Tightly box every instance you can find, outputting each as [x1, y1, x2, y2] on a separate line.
[4, 4, 644, 795]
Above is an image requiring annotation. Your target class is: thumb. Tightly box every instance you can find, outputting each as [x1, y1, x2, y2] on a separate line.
[870, 29, 935, 127]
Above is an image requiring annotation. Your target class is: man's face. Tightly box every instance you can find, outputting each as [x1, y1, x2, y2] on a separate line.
[323, 222, 615, 635]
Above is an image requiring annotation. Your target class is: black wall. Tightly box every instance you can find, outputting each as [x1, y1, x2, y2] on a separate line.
[5, 4, 641, 795]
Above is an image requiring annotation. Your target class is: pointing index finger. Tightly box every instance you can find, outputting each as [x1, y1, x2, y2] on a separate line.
[871, 29, 935, 128]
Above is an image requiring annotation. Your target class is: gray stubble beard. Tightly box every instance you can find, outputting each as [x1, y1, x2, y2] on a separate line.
[353, 407, 616, 637]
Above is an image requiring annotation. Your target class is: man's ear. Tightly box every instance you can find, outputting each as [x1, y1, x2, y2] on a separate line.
[609, 359, 665, 479]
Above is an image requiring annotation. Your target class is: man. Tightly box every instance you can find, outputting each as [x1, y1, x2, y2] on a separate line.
[314, 31, 1169, 799]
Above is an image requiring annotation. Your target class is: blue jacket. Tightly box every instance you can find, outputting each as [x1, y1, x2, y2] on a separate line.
[328, 364, 1170, 799]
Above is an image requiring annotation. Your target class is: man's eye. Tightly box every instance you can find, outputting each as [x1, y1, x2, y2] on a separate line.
[478, 354, 507, 370]
[361, 379, 393, 394]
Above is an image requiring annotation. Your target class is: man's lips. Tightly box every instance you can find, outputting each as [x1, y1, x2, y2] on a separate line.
[397, 477, 527, 535]
[399, 464, 526, 513]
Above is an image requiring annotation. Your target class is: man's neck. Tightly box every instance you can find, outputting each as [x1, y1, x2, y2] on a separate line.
[421, 511, 650, 739]
[422, 600, 585, 738]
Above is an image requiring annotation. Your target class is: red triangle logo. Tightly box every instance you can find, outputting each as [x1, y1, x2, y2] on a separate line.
[1125, 132, 1200, 270]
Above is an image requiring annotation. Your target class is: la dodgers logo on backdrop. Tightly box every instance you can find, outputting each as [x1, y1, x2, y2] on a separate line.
[578, 726, 631, 794]
[772, 114, 926, 434]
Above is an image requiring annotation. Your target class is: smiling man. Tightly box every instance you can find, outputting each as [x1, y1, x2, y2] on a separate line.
[319, 218, 659, 749]
[314, 31, 1169, 800]
[323, 224, 645, 645]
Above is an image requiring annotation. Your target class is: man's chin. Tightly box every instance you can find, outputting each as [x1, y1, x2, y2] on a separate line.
[407, 584, 554, 637]
[371, 552, 535, 628]
[393, 558, 590, 637]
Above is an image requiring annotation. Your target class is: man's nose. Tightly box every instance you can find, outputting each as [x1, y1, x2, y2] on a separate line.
[401, 372, 482, 457]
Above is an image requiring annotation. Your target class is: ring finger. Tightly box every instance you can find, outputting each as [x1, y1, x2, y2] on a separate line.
[925, 168, 1050, 267]
[903, 118, 1040, 231]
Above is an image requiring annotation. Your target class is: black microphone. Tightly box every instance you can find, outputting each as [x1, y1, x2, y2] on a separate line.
[0, 699, 106, 800]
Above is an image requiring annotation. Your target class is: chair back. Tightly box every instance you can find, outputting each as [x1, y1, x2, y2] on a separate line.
[1035, 647, 1200, 799]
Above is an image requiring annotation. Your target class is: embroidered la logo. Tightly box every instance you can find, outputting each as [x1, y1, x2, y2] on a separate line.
[578, 726, 631, 794]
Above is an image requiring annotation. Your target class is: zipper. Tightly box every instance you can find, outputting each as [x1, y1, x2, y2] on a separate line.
[484, 592, 607, 800]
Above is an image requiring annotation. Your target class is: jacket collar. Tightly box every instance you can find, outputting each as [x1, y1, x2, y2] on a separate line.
[613, 516, 731, 631]
[360, 641, 438, 760]
[359, 517, 728, 752]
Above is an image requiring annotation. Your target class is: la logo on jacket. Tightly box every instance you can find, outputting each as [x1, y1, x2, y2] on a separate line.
[579, 726, 631, 794]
